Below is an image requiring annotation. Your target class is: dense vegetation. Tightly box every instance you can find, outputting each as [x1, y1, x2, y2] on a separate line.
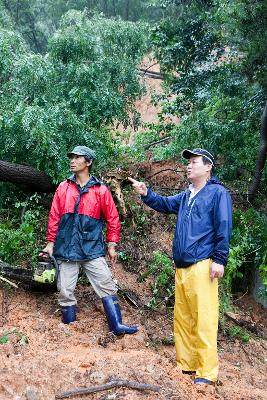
[130, 0, 267, 306]
[0, 0, 266, 307]
[0, 11, 148, 182]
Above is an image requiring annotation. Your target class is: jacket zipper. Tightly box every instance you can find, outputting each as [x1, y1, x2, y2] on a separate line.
[188, 199, 196, 217]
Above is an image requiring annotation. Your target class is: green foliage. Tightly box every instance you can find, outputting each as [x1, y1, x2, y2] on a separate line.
[139, 250, 174, 310]
[0, 0, 166, 54]
[0, 329, 29, 345]
[0, 13, 148, 183]
[0, 196, 46, 265]
[49, 12, 147, 127]
[151, 2, 218, 74]
[140, 0, 267, 192]
[215, 0, 267, 92]
[221, 208, 267, 301]
[0, 335, 9, 344]
[227, 325, 250, 343]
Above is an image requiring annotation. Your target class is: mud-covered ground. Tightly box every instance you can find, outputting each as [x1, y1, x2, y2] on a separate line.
[0, 261, 266, 400]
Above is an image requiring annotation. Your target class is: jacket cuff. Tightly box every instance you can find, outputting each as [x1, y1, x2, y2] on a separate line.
[107, 242, 118, 248]
[141, 188, 151, 200]
[212, 256, 227, 266]
[46, 236, 56, 242]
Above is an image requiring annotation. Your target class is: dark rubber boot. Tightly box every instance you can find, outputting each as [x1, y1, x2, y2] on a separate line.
[61, 305, 76, 324]
[102, 295, 138, 335]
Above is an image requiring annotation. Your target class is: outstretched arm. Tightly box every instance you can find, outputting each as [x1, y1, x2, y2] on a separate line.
[128, 177, 182, 214]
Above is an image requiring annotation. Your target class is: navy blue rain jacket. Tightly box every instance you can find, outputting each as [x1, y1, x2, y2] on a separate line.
[142, 177, 232, 268]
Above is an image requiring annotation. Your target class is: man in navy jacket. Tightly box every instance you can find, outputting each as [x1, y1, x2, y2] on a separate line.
[129, 148, 232, 384]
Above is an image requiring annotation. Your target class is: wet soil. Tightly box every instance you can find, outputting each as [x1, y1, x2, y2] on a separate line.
[0, 262, 266, 400]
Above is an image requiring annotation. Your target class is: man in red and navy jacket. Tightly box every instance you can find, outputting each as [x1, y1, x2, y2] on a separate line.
[43, 145, 138, 335]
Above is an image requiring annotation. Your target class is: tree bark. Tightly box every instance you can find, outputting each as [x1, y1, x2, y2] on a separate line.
[0, 160, 56, 193]
[248, 101, 267, 201]
[125, 0, 130, 20]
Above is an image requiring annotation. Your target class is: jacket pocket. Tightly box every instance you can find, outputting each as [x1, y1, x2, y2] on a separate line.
[54, 230, 67, 257]
[184, 241, 199, 259]
[82, 232, 96, 240]
[82, 232, 102, 255]
[57, 230, 66, 239]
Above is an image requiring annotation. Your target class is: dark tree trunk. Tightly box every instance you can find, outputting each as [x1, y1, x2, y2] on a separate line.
[125, 0, 130, 20]
[0, 160, 56, 193]
[112, 0, 116, 16]
[248, 101, 267, 201]
[103, 0, 108, 16]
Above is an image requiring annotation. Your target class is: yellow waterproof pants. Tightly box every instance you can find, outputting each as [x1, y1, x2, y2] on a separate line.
[174, 259, 219, 382]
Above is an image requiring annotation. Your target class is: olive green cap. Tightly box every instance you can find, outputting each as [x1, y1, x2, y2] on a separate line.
[67, 146, 96, 160]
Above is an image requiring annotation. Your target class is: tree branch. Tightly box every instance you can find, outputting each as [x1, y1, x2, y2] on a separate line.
[55, 380, 160, 399]
[144, 136, 172, 149]
[248, 101, 267, 201]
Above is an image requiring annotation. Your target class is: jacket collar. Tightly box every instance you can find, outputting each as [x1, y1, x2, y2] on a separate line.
[186, 176, 222, 196]
[207, 176, 222, 186]
[67, 174, 102, 189]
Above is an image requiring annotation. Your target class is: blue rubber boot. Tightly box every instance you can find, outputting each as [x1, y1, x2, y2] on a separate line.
[61, 305, 76, 324]
[194, 378, 213, 385]
[102, 295, 138, 335]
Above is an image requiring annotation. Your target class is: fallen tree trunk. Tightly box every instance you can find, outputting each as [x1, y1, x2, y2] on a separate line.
[0, 161, 129, 215]
[0, 160, 56, 193]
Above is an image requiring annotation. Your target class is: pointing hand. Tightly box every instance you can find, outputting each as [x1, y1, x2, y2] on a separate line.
[128, 177, 148, 196]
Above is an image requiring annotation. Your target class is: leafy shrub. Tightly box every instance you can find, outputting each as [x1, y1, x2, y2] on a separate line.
[227, 325, 250, 343]
[139, 250, 174, 310]
[221, 208, 267, 304]
[0, 197, 46, 265]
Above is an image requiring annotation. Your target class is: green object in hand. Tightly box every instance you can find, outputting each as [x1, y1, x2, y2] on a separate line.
[34, 268, 56, 284]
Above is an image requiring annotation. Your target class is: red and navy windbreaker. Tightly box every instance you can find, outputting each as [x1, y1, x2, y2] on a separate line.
[46, 175, 120, 261]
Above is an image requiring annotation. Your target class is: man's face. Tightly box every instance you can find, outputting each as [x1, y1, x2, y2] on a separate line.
[69, 154, 92, 173]
[186, 156, 212, 181]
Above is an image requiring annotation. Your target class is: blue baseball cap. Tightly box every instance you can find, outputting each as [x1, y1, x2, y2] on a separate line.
[181, 148, 215, 166]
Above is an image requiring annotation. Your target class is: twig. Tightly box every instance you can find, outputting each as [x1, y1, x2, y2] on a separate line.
[20, 194, 30, 223]
[55, 380, 160, 399]
[144, 136, 172, 150]
[138, 71, 163, 80]
[140, 63, 159, 74]
[147, 169, 185, 180]
[0, 285, 9, 327]
[233, 290, 248, 303]
[0, 276, 18, 288]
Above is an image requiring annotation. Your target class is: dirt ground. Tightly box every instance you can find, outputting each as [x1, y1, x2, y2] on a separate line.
[0, 261, 266, 400]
